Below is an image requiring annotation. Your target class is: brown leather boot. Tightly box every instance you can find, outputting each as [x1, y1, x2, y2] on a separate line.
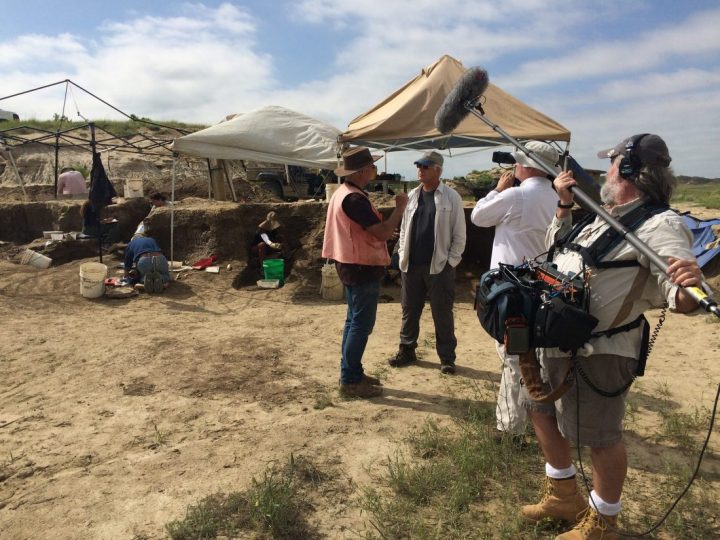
[555, 507, 619, 539]
[521, 476, 588, 523]
[339, 379, 382, 398]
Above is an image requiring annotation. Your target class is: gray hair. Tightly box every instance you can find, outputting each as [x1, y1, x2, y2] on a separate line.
[635, 165, 676, 206]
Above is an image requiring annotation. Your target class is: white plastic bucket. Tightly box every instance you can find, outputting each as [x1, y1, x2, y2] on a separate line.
[325, 183, 340, 202]
[124, 179, 144, 198]
[79, 262, 108, 298]
[320, 263, 344, 300]
[20, 249, 52, 269]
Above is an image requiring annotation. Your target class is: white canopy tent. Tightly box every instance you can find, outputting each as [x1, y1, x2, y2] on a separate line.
[172, 105, 341, 168]
[168, 105, 342, 263]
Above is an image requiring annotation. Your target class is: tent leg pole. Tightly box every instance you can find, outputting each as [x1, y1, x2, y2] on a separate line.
[171, 156, 176, 268]
[222, 160, 237, 202]
[6, 150, 28, 199]
[54, 134, 60, 199]
[206, 159, 212, 200]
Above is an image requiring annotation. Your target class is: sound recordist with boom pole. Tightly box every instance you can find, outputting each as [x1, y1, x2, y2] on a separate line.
[436, 67, 717, 539]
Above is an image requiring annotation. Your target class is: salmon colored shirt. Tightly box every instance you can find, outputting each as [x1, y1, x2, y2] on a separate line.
[322, 183, 390, 269]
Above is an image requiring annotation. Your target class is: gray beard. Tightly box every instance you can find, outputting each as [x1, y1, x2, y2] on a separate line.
[600, 181, 621, 206]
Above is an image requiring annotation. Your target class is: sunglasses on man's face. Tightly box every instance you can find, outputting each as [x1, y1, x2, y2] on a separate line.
[416, 164, 430, 170]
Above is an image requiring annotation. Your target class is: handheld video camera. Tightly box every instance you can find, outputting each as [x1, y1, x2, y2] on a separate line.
[491, 151, 516, 165]
[490, 151, 520, 187]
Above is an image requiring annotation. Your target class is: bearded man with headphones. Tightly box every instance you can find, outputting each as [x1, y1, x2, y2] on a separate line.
[518, 134, 707, 539]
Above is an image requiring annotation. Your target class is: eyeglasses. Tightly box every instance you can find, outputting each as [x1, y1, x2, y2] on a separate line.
[416, 164, 430, 170]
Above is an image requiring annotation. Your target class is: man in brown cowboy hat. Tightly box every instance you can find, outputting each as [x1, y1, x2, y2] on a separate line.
[322, 146, 408, 398]
[251, 211, 285, 264]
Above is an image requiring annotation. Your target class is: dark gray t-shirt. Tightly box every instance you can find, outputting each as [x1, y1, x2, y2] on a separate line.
[409, 189, 436, 266]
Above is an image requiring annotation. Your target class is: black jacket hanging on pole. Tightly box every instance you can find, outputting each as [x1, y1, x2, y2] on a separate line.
[88, 152, 116, 210]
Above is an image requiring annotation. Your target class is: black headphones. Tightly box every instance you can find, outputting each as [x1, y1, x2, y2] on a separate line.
[618, 133, 649, 181]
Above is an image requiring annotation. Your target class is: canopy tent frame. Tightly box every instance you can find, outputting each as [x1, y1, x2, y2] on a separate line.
[0, 79, 234, 202]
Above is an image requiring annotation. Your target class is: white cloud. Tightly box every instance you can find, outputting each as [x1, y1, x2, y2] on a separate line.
[0, 34, 89, 68]
[500, 8, 720, 88]
[597, 68, 720, 100]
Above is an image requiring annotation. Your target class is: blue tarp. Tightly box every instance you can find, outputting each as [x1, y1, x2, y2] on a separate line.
[680, 213, 720, 268]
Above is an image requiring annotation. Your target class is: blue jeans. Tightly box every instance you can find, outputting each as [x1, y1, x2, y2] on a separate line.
[340, 280, 380, 384]
[136, 255, 171, 284]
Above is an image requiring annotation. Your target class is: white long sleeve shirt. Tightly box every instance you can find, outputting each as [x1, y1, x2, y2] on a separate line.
[398, 182, 466, 274]
[470, 177, 558, 269]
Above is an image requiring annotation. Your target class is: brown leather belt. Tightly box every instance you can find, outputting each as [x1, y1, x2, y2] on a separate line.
[139, 251, 163, 259]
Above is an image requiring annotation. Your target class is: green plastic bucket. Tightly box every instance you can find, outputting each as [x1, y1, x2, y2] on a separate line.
[263, 258, 285, 284]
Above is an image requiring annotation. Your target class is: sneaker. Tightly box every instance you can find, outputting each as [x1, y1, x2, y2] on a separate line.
[150, 272, 165, 293]
[339, 380, 383, 398]
[388, 344, 417, 367]
[362, 374, 383, 386]
[143, 257, 165, 294]
[440, 363, 456, 374]
[143, 272, 158, 293]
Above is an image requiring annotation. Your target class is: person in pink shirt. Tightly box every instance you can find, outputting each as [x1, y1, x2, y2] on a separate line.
[57, 167, 88, 198]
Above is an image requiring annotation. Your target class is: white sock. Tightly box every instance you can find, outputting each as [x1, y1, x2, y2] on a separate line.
[545, 462, 577, 479]
[589, 490, 621, 516]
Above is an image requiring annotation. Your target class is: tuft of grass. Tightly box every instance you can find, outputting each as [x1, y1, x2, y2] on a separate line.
[657, 405, 709, 448]
[421, 333, 436, 349]
[151, 421, 168, 447]
[655, 381, 672, 398]
[313, 391, 334, 410]
[166, 454, 317, 539]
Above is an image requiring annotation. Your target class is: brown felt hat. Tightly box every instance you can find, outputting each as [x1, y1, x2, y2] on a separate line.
[334, 146, 381, 177]
[259, 211, 281, 231]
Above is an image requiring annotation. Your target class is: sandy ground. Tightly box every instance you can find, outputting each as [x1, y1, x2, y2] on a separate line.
[0, 245, 718, 539]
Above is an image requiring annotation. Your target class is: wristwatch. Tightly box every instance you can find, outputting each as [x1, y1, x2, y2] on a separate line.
[557, 201, 574, 209]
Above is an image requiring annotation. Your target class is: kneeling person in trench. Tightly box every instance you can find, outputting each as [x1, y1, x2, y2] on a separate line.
[124, 235, 170, 293]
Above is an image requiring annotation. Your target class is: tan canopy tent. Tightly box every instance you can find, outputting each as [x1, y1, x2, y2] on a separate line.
[340, 55, 570, 152]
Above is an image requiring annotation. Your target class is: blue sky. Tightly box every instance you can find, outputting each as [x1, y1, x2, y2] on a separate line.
[2, 0, 719, 180]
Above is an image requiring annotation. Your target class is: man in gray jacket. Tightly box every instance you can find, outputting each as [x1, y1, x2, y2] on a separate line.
[389, 151, 466, 373]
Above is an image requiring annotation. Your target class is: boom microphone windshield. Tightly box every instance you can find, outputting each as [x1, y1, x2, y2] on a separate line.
[434, 67, 489, 134]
